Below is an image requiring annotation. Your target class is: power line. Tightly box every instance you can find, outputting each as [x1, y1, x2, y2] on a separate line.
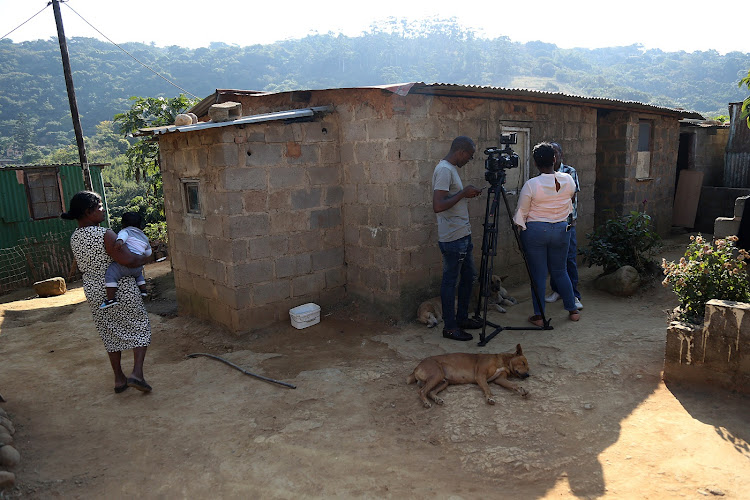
[0, 3, 51, 41]
[61, 1, 200, 99]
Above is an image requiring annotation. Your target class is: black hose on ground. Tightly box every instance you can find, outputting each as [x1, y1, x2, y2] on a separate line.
[186, 352, 296, 389]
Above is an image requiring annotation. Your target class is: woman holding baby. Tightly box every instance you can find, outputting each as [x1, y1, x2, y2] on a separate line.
[61, 191, 153, 393]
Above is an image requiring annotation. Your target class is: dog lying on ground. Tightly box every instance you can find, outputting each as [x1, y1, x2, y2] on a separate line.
[406, 344, 529, 408]
[472, 274, 518, 313]
[417, 296, 442, 328]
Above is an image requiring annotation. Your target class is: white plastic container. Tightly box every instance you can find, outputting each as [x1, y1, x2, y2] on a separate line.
[289, 303, 321, 329]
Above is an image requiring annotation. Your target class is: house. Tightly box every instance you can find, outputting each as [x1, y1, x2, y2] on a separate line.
[0, 163, 108, 293]
[143, 83, 700, 333]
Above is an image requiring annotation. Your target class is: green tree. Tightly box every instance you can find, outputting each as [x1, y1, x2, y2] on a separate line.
[740, 68, 750, 128]
[113, 94, 197, 183]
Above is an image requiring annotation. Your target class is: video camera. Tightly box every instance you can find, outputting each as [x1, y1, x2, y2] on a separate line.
[484, 133, 519, 185]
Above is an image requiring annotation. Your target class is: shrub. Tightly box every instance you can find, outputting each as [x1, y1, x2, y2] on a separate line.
[662, 235, 750, 324]
[579, 210, 662, 275]
[144, 221, 168, 244]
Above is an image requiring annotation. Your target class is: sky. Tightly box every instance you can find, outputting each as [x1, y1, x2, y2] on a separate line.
[0, 0, 747, 54]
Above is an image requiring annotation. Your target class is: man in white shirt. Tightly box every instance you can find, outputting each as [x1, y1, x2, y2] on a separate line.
[545, 142, 583, 310]
[432, 136, 484, 341]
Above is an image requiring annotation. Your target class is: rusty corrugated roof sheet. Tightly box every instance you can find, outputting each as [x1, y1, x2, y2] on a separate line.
[189, 82, 703, 120]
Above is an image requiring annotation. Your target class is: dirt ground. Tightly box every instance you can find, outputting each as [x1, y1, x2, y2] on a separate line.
[1, 232, 749, 499]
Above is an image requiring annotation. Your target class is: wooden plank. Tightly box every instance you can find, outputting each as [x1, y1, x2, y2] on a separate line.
[672, 170, 704, 228]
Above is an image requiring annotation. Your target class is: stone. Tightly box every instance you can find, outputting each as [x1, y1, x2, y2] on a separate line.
[174, 113, 193, 126]
[0, 407, 6, 418]
[0, 470, 15, 490]
[0, 445, 19, 468]
[33, 277, 66, 297]
[594, 265, 641, 296]
[0, 431, 12, 446]
[187, 112, 198, 124]
[0, 417, 14, 435]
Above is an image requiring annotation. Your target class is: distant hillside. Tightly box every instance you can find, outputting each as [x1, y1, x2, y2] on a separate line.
[1, 19, 748, 155]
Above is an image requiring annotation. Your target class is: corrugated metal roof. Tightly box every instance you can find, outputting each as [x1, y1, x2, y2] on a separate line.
[186, 82, 703, 120]
[137, 106, 334, 136]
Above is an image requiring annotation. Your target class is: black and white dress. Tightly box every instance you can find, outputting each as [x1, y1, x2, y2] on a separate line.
[71, 226, 151, 352]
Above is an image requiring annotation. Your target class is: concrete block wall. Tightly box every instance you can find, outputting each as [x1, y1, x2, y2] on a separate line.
[693, 127, 729, 186]
[595, 111, 680, 236]
[160, 115, 345, 332]
[664, 299, 750, 394]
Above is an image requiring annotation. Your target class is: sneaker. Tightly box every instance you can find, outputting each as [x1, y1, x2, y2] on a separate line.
[140, 292, 149, 298]
[574, 298, 583, 310]
[545, 291, 560, 303]
[99, 298, 118, 309]
[458, 318, 484, 330]
[442, 328, 473, 341]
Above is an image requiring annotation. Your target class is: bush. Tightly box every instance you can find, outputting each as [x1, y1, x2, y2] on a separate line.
[662, 235, 750, 324]
[579, 210, 662, 275]
[144, 221, 168, 244]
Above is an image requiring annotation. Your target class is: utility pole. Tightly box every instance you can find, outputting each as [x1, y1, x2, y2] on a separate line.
[52, 0, 91, 190]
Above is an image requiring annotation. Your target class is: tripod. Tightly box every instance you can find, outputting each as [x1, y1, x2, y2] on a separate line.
[473, 171, 552, 346]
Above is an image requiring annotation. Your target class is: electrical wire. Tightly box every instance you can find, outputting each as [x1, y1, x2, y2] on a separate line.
[61, 1, 200, 99]
[0, 3, 51, 41]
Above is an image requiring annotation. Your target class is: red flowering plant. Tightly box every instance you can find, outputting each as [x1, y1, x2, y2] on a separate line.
[662, 235, 750, 324]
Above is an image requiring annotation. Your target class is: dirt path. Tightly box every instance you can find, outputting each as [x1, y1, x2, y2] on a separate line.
[1, 234, 749, 499]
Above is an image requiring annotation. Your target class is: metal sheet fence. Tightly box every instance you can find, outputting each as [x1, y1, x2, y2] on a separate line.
[0, 229, 80, 294]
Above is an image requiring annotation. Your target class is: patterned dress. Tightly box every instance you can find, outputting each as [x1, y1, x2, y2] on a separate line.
[70, 226, 151, 352]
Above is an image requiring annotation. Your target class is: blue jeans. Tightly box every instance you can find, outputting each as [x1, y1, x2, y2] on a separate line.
[438, 235, 476, 330]
[520, 221, 576, 316]
[550, 224, 581, 300]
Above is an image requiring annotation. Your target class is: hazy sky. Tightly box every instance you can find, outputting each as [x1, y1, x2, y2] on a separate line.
[0, 0, 746, 54]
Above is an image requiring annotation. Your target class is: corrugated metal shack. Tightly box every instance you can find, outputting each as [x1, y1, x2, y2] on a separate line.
[725, 102, 750, 188]
[0, 163, 108, 293]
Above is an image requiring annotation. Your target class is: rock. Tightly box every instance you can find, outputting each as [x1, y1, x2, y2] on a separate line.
[0, 407, 6, 418]
[0, 470, 15, 490]
[187, 112, 198, 124]
[594, 265, 641, 296]
[33, 277, 66, 297]
[174, 113, 193, 126]
[0, 417, 14, 435]
[0, 445, 20, 467]
[208, 101, 241, 122]
[0, 431, 12, 446]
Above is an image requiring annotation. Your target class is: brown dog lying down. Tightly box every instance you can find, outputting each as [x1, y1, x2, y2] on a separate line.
[417, 296, 442, 328]
[406, 344, 529, 408]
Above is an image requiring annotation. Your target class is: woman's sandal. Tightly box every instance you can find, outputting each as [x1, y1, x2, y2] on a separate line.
[569, 310, 580, 322]
[528, 315, 544, 327]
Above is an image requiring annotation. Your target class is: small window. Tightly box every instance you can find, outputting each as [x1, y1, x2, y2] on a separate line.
[25, 168, 62, 219]
[182, 180, 201, 215]
[636, 120, 652, 179]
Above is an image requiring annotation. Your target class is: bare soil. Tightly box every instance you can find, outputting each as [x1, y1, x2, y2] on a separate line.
[1, 233, 749, 499]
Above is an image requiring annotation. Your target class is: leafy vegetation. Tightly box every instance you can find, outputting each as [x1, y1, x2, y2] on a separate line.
[662, 235, 750, 324]
[579, 211, 662, 276]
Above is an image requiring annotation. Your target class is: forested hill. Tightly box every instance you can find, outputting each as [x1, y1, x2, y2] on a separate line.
[1, 18, 749, 153]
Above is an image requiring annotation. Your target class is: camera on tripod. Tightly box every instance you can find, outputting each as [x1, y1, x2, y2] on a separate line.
[484, 133, 520, 185]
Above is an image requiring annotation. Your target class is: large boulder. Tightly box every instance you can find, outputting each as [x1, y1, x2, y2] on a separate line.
[33, 277, 66, 297]
[0, 445, 19, 468]
[594, 265, 641, 296]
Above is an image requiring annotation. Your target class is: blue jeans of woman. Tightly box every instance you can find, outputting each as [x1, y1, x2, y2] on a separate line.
[438, 235, 476, 331]
[520, 221, 577, 315]
[550, 224, 581, 300]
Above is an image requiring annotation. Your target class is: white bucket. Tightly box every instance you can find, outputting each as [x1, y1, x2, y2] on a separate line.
[289, 303, 321, 329]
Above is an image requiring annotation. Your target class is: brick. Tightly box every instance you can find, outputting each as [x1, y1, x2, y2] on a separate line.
[269, 166, 307, 189]
[253, 280, 291, 306]
[309, 166, 341, 185]
[228, 260, 274, 287]
[311, 247, 345, 271]
[310, 208, 342, 229]
[269, 212, 309, 234]
[325, 267, 346, 289]
[291, 274, 318, 297]
[243, 190, 268, 212]
[248, 235, 288, 260]
[245, 143, 285, 167]
[226, 214, 270, 238]
[222, 167, 267, 191]
[291, 188, 322, 209]
[325, 186, 344, 205]
[353, 141, 386, 163]
[209, 143, 239, 168]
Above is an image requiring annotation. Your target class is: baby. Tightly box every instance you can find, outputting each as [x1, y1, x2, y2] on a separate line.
[100, 212, 152, 309]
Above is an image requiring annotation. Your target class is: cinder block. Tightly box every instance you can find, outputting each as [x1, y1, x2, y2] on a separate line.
[208, 101, 242, 122]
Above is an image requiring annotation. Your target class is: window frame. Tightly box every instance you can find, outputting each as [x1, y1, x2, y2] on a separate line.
[181, 178, 202, 216]
[636, 119, 653, 180]
[24, 167, 64, 220]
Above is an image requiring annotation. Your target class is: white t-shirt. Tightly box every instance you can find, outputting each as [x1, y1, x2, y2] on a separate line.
[432, 159, 471, 243]
[513, 172, 576, 230]
[117, 227, 152, 256]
